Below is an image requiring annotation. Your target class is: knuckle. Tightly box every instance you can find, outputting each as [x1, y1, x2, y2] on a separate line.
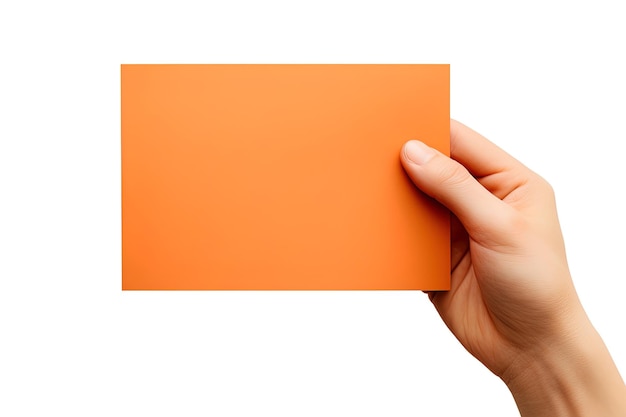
[532, 173, 556, 199]
[434, 160, 473, 190]
[494, 207, 529, 236]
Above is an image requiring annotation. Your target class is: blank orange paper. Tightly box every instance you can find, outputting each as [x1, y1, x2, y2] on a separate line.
[121, 64, 450, 290]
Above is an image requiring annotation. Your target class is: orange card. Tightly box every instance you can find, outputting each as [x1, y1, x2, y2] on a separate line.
[121, 64, 449, 290]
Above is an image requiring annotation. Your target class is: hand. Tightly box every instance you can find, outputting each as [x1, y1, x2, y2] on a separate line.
[400, 120, 626, 416]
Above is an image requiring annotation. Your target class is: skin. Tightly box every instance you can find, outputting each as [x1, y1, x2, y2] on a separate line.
[400, 120, 626, 416]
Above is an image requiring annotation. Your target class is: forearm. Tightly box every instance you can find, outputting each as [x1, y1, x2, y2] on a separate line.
[503, 310, 626, 417]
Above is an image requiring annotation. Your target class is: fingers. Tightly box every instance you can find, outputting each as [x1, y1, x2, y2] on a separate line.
[450, 119, 525, 178]
[401, 140, 512, 233]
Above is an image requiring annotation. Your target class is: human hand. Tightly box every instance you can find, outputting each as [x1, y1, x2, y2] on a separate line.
[400, 120, 626, 416]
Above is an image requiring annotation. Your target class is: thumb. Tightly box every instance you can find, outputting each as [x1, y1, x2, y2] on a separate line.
[401, 140, 508, 233]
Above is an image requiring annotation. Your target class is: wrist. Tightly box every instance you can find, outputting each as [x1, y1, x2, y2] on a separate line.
[502, 308, 626, 417]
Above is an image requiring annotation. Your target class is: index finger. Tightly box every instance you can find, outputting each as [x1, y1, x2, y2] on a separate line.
[450, 119, 526, 178]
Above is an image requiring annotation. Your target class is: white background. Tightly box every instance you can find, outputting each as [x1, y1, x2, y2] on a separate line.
[1, 1, 625, 416]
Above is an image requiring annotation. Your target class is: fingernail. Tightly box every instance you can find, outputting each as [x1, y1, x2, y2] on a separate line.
[403, 140, 436, 165]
